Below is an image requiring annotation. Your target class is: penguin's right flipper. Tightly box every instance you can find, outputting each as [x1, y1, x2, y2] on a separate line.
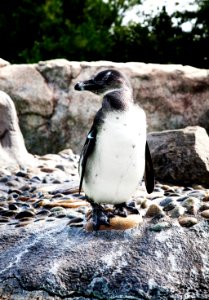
[144, 141, 155, 194]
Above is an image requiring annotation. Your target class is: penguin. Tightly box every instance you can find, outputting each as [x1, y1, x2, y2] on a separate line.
[74, 69, 154, 230]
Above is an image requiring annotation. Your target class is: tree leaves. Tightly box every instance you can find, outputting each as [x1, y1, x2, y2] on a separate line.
[0, 0, 208, 68]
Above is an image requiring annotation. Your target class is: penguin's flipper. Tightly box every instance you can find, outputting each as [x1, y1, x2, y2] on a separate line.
[79, 126, 97, 194]
[144, 141, 155, 194]
[79, 109, 104, 194]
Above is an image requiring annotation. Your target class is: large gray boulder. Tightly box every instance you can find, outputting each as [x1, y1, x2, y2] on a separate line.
[0, 59, 209, 154]
[1, 217, 209, 299]
[147, 126, 209, 187]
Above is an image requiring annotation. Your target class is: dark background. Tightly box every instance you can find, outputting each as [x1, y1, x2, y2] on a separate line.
[0, 0, 209, 68]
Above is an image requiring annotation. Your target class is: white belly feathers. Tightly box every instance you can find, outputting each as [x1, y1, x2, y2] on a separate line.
[83, 105, 147, 204]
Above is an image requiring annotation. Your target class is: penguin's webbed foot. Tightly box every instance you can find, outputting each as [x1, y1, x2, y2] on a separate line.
[92, 203, 112, 231]
[114, 201, 139, 217]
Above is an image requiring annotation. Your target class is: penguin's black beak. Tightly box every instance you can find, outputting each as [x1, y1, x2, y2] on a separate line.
[74, 79, 97, 91]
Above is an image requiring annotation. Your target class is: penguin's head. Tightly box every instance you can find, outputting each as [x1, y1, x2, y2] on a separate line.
[74, 69, 131, 95]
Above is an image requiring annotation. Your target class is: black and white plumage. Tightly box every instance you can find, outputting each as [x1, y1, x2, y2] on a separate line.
[74, 69, 154, 230]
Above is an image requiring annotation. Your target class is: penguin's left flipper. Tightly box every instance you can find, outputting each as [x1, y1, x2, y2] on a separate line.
[79, 109, 104, 194]
[144, 141, 155, 194]
[78, 126, 96, 194]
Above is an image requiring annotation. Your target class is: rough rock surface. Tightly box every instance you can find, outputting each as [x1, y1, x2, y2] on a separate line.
[0, 59, 209, 154]
[1, 62, 209, 299]
[1, 213, 209, 300]
[147, 126, 209, 187]
[0, 97, 209, 299]
[0, 91, 35, 169]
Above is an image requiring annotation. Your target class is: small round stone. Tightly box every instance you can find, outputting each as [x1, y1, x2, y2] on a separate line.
[149, 222, 171, 232]
[33, 199, 50, 208]
[55, 165, 65, 171]
[0, 210, 16, 217]
[178, 216, 198, 227]
[41, 167, 56, 173]
[161, 185, 173, 191]
[52, 179, 62, 184]
[15, 210, 35, 219]
[85, 214, 143, 231]
[67, 217, 84, 227]
[50, 206, 66, 212]
[203, 194, 209, 202]
[0, 176, 9, 183]
[16, 171, 28, 178]
[163, 201, 177, 212]
[200, 209, 209, 219]
[169, 206, 185, 218]
[36, 209, 50, 216]
[182, 197, 200, 214]
[20, 184, 31, 191]
[176, 196, 188, 202]
[187, 190, 206, 200]
[160, 197, 173, 207]
[140, 199, 148, 209]
[145, 204, 162, 218]
[15, 221, 32, 227]
[199, 203, 209, 212]
[18, 196, 30, 202]
[0, 217, 10, 223]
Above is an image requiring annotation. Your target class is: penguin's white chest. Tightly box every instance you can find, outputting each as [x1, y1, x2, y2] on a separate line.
[83, 106, 147, 204]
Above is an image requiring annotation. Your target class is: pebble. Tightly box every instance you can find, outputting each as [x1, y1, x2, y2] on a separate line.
[40, 167, 56, 173]
[33, 200, 49, 208]
[15, 210, 35, 219]
[160, 197, 173, 207]
[0, 160, 208, 231]
[199, 203, 209, 212]
[200, 210, 209, 219]
[49, 207, 67, 217]
[0, 210, 16, 217]
[203, 194, 209, 202]
[0, 176, 9, 183]
[169, 206, 185, 218]
[36, 209, 50, 216]
[187, 190, 206, 200]
[178, 216, 198, 227]
[163, 201, 177, 212]
[16, 171, 28, 178]
[15, 221, 32, 227]
[145, 204, 162, 218]
[176, 196, 188, 202]
[0, 217, 10, 223]
[149, 222, 171, 232]
[140, 199, 149, 209]
[182, 197, 200, 215]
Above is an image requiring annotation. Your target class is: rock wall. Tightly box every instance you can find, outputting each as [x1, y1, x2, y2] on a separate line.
[0, 58, 209, 155]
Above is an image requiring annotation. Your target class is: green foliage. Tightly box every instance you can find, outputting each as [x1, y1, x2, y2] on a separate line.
[0, 0, 209, 68]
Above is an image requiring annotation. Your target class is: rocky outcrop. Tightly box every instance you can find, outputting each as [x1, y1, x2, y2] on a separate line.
[147, 126, 209, 188]
[1, 210, 209, 300]
[0, 59, 209, 154]
[0, 91, 35, 170]
[0, 90, 209, 299]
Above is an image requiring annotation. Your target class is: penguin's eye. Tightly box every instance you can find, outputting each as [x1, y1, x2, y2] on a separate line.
[94, 71, 112, 84]
[103, 71, 112, 81]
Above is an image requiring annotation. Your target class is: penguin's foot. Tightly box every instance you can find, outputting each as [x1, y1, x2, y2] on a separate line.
[114, 201, 139, 217]
[91, 203, 113, 231]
